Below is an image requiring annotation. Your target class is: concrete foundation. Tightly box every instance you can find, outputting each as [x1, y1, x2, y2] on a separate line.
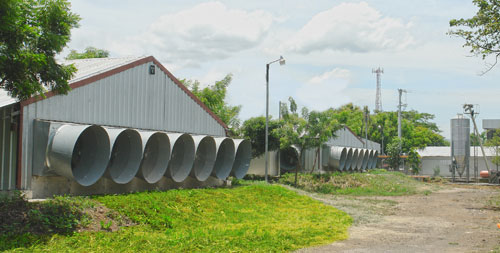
[30, 175, 224, 199]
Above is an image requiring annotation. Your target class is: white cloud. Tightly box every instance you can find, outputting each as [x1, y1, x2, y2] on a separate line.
[193, 69, 227, 88]
[132, 2, 274, 66]
[309, 68, 351, 84]
[296, 68, 353, 110]
[282, 2, 414, 54]
[188, 66, 244, 88]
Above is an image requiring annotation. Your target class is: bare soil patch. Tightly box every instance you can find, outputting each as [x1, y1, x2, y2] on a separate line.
[294, 184, 500, 253]
[78, 202, 135, 232]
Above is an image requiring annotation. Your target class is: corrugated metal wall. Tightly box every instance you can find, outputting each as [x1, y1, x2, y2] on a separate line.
[483, 119, 500, 129]
[0, 104, 17, 190]
[302, 148, 321, 172]
[246, 151, 279, 176]
[20, 61, 226, 189]
[364, 139, 381, 153]
[420, 155, 496, 177]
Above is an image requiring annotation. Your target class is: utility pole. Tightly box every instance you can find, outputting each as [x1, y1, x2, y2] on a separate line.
[363, 106, 369, 148]
[397, 89, 407, 139]
[463, 104, 490, 182]
[397, 89, 407, 172]
[373, 67, 384, 112]
[278, 101, 282, 178]
[474, 145, 478, 183]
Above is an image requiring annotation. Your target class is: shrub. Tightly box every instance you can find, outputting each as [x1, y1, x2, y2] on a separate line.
[433, 166, 441, 177]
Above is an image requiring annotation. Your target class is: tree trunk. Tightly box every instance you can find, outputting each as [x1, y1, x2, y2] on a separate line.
[310, 148, 319, 174]
[294, 150, 304, 187]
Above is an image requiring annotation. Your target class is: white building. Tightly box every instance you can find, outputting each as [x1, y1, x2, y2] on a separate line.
[418, 146, 497, 177]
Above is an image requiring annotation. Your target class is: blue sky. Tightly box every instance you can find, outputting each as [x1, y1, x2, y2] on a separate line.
[64, 0, 500, 140]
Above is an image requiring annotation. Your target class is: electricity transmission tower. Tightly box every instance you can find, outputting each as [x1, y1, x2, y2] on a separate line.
[373, 67, 384, 112]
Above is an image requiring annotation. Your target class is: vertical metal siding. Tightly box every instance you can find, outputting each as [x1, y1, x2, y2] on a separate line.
[24, 62, 225, 134]
[0, 105, 17, 190]
[20, 61, 226, 189]
[364, 139, 381, 152]
[302, 148, 320, 172]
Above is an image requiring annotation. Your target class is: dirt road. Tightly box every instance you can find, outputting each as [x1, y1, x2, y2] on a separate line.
[296, 184, 500, 253]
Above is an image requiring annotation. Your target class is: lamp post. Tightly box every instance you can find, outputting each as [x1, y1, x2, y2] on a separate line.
[265, 56, 285, 183]
[378, 124, 384, 155]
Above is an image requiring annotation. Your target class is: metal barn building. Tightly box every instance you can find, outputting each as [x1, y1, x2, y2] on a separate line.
[247, 126, 381, 176]
[0, 56, 251, 198]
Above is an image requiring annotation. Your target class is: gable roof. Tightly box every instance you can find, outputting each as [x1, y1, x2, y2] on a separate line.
[417, 146, 497, 157]
[1, 58, 143, 108]
[0, 88, 17, 108]
[61, 56, 145, 83]
[343, 125, 365, 144]
[13, 56, 228, 130]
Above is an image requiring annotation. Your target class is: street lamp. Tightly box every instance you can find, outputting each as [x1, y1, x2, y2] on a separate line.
[378, 125, 384, 155]
[265, 56, 285, 183]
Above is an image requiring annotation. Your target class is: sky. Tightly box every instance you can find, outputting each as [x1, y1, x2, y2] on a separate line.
[63, 0, 500, 140]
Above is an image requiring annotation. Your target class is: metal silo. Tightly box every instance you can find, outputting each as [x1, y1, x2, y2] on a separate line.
[451, 116, 470, 178]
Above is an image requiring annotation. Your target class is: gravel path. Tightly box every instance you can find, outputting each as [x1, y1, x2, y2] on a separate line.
[294, 185, 500, 253]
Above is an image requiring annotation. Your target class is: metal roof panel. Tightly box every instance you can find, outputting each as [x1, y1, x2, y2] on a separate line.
[61, 56, 146, 83]
[418, 146, 496, 157]
[1, 56, 145, 109]
[0, 88, 17, 108]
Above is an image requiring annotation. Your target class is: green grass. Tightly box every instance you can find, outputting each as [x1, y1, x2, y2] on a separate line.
[279, 169, 424, 196]
[3, 184, 352, 252]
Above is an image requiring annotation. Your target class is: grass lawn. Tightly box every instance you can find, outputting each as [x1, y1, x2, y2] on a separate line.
[278, 169, 427, 196]
[1, 184, 351, 252]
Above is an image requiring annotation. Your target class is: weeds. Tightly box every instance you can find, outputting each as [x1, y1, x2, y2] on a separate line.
[279, 169, 424, 196]
[100, 220, 113, 231]
[0, 193, 92, 251]
[486, 194, 500, 211]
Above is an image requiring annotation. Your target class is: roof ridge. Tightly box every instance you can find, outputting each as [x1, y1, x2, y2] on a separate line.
[20, 55, 229, 131]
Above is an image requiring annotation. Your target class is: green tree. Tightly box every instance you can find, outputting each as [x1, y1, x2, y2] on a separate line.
[328, 105, 448, 154]
[181, 74, 241, 134]
[409, 126, 447, 149]
[470, 131, 486, 146]
[0, 0, 80, 100]
[386, 138, 403, 170]
[486, 129, 500, 172]
[407, 149, 421, 175]
[65, 47, 109, 59]
[402, 110, 440, 132]
[385, 136, 421, 172]
[449, 0, 500, 72]
[240, 116, 282, 158]
[330, 103, 364, 134]
[275, 97, 340, 184]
